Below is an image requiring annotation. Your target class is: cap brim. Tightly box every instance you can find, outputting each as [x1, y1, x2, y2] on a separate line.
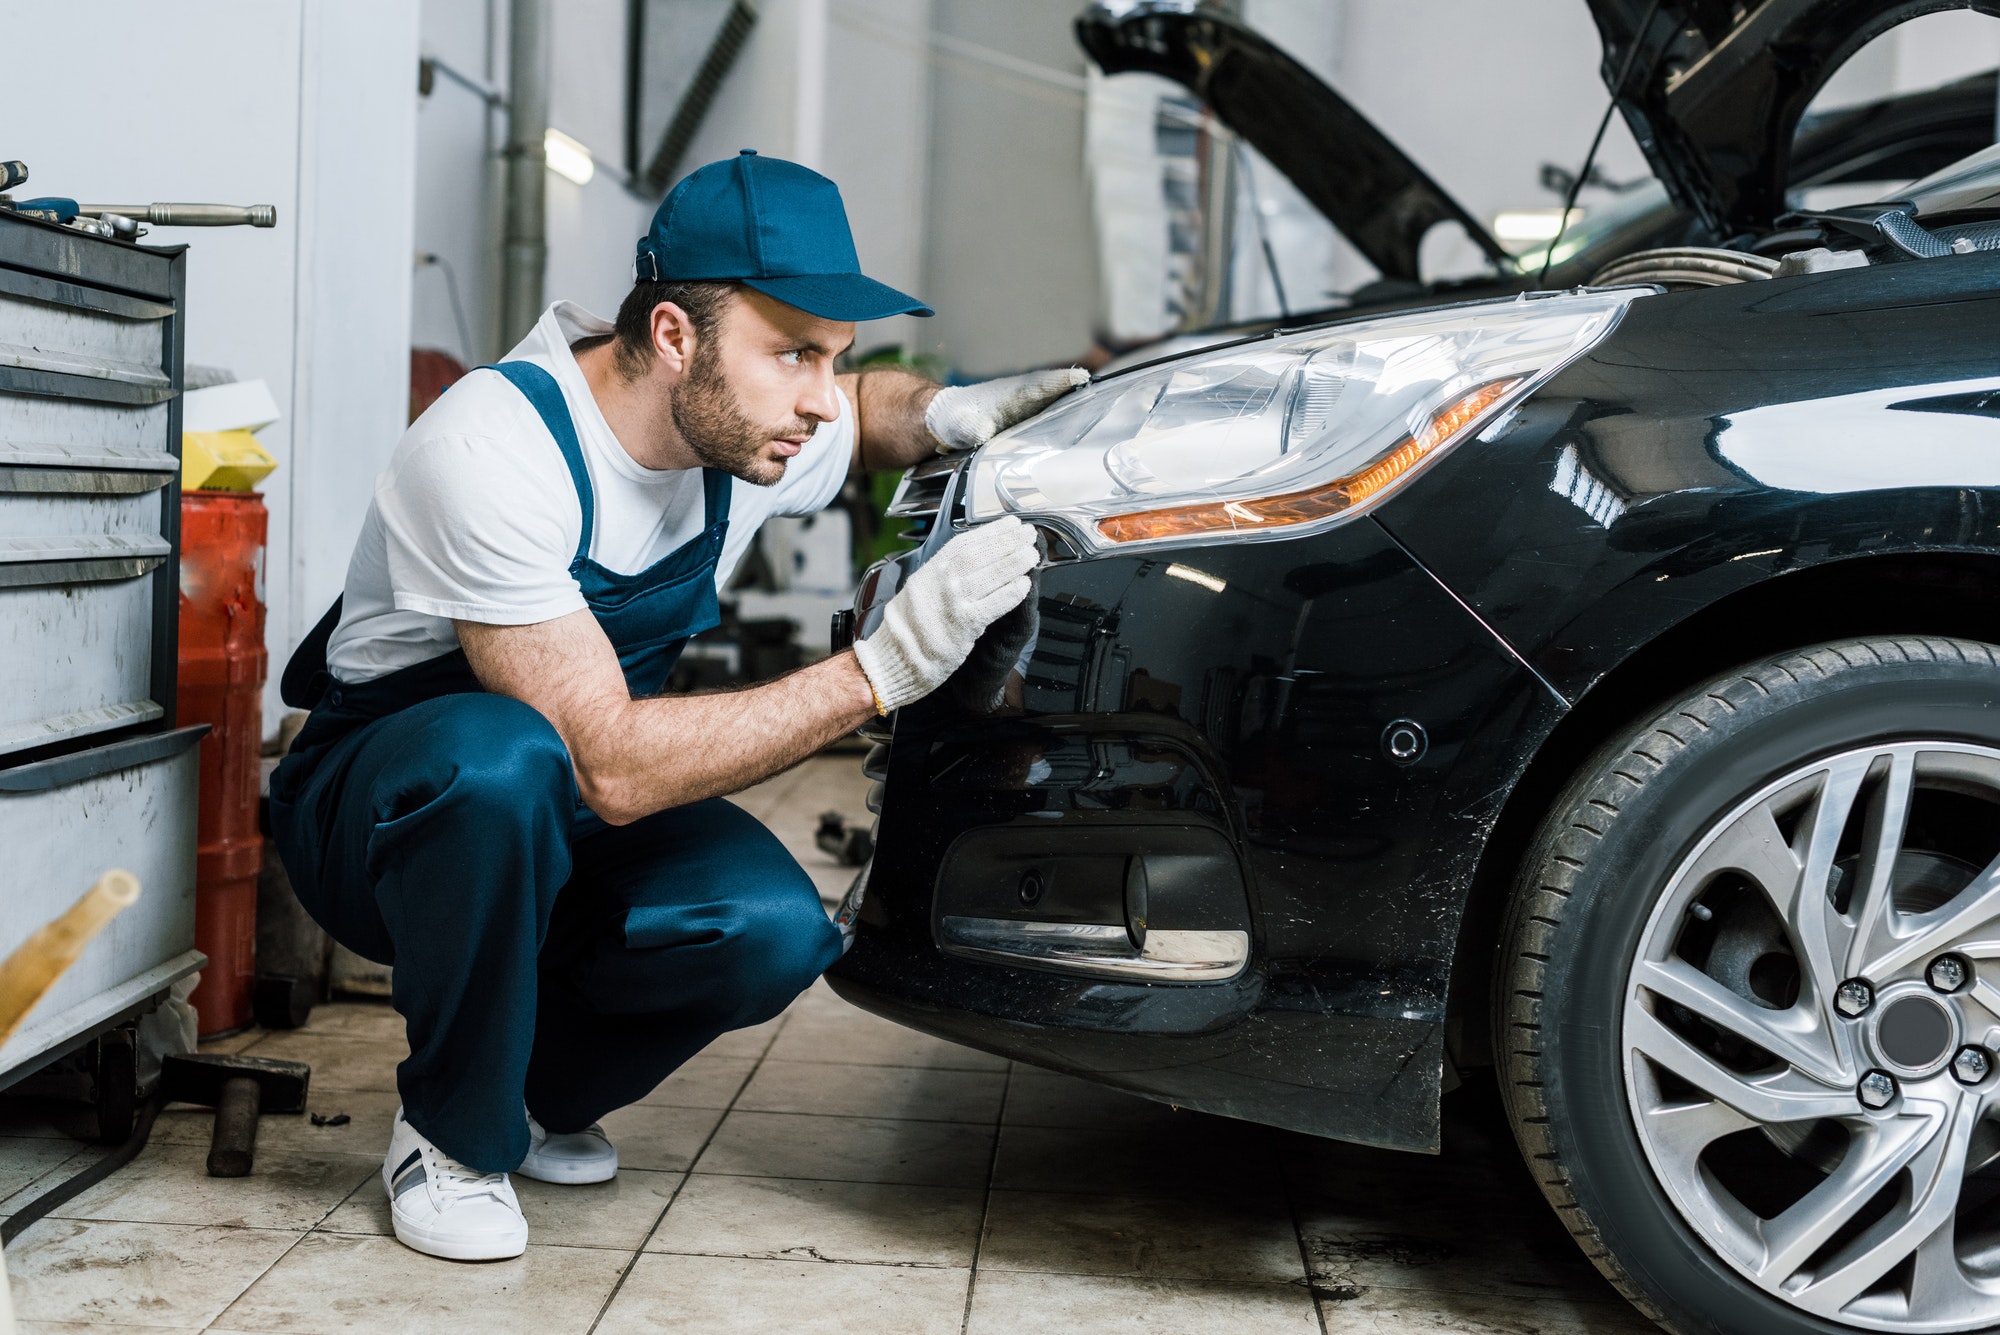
[743, 272, 934, 321]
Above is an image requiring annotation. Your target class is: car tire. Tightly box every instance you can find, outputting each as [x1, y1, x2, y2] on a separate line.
[1495, 636, 2000, 1335]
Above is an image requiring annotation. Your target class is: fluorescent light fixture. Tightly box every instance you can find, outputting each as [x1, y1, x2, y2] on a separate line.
[1164, 563, 1227, 593]
[1492, 208, 1582, 243]
[545, 128, 595, 186]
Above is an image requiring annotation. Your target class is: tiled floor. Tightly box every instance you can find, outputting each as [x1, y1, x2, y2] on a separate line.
[0, 756, 1659, 1334]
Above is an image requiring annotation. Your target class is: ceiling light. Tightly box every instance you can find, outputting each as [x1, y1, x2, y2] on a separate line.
[1491, 208, 1582, 243]
[545, 128, 595, 186]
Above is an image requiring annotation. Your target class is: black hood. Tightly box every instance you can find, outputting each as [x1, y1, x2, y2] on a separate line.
[1076, 2, 1508, 284]
[1585, 0, 2000, 239]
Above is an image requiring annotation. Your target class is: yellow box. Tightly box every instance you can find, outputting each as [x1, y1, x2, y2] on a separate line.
[182, 429, 277, 492]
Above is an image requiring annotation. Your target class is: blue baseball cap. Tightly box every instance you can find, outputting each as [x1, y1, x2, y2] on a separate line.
[636, 150, 933, 321]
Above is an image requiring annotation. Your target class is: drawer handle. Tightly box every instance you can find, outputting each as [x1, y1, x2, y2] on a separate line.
[0, 724, 207, 793]
[0, 555, 165, 588]
[0, 468, 171, 495]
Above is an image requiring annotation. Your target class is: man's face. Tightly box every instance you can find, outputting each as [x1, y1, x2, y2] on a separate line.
[670, 288, 854, 486]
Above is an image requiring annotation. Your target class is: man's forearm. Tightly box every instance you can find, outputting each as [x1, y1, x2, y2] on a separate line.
[849, 366, 939, 473]
[581, 652, 878, 823]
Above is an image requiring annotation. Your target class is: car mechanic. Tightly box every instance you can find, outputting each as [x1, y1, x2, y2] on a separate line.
[267, 150, 1082, 1261]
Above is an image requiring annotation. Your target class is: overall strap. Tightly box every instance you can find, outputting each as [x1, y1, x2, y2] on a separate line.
[701, 467, 732, 527]
[486, 361, 594, 564]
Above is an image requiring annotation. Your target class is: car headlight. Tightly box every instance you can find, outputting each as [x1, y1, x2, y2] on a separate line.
[964, 290, 1640, 552]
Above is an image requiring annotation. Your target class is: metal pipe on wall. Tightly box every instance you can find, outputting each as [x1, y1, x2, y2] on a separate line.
[500, 0, 550, 352]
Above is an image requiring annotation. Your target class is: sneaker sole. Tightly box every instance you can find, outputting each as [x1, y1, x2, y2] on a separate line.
[389, 1205, 528, 1261]
[515, 1149, 618, 1185]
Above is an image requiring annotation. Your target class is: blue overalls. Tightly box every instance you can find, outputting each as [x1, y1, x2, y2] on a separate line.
[268, 362, 841, 1175]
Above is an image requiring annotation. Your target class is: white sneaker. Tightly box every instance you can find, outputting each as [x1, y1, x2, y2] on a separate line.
[518, 1110, 618, 1184]
[382, 1107, 528, 1261]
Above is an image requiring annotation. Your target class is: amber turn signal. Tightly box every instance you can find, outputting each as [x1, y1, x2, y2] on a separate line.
[1093, 377, 1523, 545]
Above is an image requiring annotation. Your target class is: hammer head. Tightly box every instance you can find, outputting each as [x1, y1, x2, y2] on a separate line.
[161, 1053, 310, 1115]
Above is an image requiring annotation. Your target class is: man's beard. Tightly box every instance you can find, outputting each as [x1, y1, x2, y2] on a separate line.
[670, 346, 816, 486]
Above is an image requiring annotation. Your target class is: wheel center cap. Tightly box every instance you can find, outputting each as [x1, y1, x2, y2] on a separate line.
[1876, 994, 1955, 1072]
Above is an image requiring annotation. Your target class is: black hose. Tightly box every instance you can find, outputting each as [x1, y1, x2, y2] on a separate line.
[1540, 0, 1664, 288]
[1, 1091, 165, 1244]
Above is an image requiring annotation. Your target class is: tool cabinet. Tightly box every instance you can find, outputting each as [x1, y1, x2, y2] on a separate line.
[0, 212, 204, 1088]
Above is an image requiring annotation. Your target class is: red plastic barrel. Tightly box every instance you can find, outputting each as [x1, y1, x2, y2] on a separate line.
[177, 490, 269, 1036]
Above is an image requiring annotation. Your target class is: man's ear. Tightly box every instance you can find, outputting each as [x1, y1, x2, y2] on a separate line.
[649, 301, 699, 376]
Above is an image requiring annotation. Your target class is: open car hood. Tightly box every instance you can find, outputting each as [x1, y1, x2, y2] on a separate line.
[1584, 0, 2000, 239]
[1076, 2, 1508, 284]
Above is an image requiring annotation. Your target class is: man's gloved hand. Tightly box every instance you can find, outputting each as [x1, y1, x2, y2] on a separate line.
[926, 366, 1090, 454]
[951, 576, 1039, 715]
[853, 517, 1038, 712]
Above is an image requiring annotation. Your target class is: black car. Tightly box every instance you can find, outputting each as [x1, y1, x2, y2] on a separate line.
[831, 2, 2000, 1332]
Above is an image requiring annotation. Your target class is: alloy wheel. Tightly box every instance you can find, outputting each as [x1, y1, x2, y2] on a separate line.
[1624, 742, 2000, 1331]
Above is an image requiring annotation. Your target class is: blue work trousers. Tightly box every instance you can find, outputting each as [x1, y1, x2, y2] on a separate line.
[270, 692, 841, 1174]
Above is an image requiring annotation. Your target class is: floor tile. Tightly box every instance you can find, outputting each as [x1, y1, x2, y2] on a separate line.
[647, 1173, 983, 1267]
[696, 1110, 994, 1187]
[46, 1141, 374, 1231]
[1297, 1200, 1619, 1304]
[979, 1188, 1305, 1283]
[594, 1253, 970, 1335]
[990, 1120, 1275, 1197]
[197, 1029, 265, 1056]
[764, 1006, 1006, 1071]
[697, 1016, 785, 1062]
[736, 1059, 1006, 1124]
[214, 1233, 626, 1333]
[314, 1172, 385, 1236]
[149, 1088, 400, 1161]
[629, 1055, 756, 1110]
[5, 1219, 299, 1328]
[965, 1270, 1319, 1334]
[17, 1323, 202, 1334]
[0, 1136, 89, 1208]
[595, 1103, 727, 1172]
[244, 1032, 402, 1093]
[318, 1165, 682, 1251]
[1314, 1283, 1658, 1334]
[1002, 1070, 1186, 1131]
[293, 1000, 408, 1043]
[785, 977, 853, 1017]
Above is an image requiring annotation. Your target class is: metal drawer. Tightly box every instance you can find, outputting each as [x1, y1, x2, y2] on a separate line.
[0, 267, 174, 407]
[0, 727, 204, 1088]
[0, 395, 175, 471]
[0, 468, 172, 756]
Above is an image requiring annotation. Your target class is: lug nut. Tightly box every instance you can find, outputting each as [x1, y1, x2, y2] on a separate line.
[1929, 956, 1969, 993]
[1954, 1047, 1991, 1085]
[1835, 979, 1874, 1018]
[1859, 1071, 1898, 1108]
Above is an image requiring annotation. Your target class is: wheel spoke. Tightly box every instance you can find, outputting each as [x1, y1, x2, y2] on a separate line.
[1785, 756, 1872, 1014]
[1790, 1094, 1979, 1317]
[1757, 1102, 1944, 1286]
[1841, 751, 1916, 981]
[1633, 957, 1843, 1085]
[1862, 853, 2000, 982]
[1628, 1004, 1857, 1125]
[1904, 1207, 1996, 1325]
[1956, 959, 2000, 1050]
[1679, 799, 1805, 920]
[1639, 1094, 1757, 1165]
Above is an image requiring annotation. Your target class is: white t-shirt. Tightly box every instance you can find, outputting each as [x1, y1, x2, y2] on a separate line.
[326, 301, 853, 682]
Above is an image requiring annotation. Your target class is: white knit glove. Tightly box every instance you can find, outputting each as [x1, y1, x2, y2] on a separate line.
[853, 517, 1038, 712]
[925, 367, 1090, 453]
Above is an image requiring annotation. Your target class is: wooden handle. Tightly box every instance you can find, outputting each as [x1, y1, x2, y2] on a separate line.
[0, 871, 142, 1049]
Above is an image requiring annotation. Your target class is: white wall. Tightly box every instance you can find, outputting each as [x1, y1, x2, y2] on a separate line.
[1, 1, 419, 735]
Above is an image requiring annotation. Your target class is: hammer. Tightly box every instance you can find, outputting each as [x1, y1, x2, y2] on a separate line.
[160, 1053, 311, 1178]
